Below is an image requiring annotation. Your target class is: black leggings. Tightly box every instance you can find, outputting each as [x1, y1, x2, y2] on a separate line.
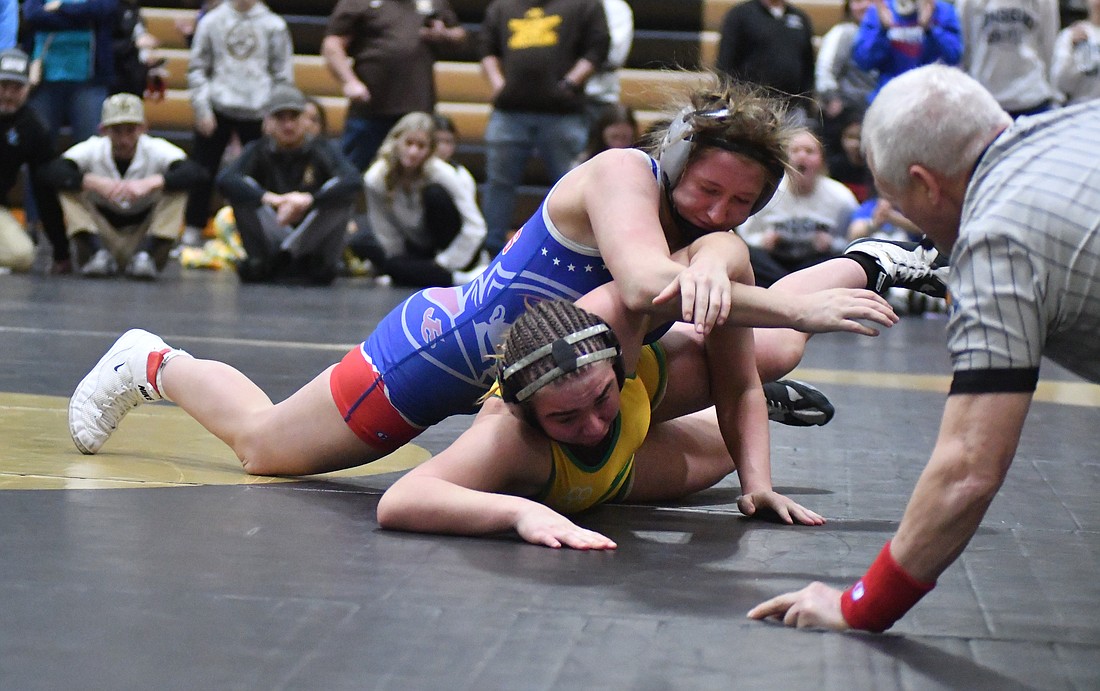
[349, 183, 469, 287]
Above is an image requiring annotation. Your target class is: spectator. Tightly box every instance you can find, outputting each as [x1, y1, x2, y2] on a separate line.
[1, 0, 17, 50]
[825, 108, 873, 203]
[430, 113, 476, 191]
[749, 64, 1100, 634]
[173, 0, 220, 48]
[479, 0, 610, 256]
[349, 112, 486, 288]
[957, 0, 1059, 117]
[1051, 0, 1100, 105]
[816, 0, 879, 121]
[584, 0, 633, 125]
[574, 102, 638, 166]
[21, 0, 118, 142]
[41, 92, 206, 280]
[110, 0, 158, 97]
[738, 128, 859, 286]
[302, 95, 328, 139]
[216, 84, 362, 286]
[853, 0, 962, 102]
[847, 195, 920, 243]
[716, 0, 816, 118]
[184, 0, 293, 247]
[0, 47, 68, 273]
[321, 0, 465, 172]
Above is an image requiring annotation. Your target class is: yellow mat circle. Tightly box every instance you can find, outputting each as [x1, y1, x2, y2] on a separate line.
[1, 392, 427, 490]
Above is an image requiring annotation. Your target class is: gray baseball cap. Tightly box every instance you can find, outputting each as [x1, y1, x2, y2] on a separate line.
[0, 48, 31, 84]
[265, 84, 307, 116]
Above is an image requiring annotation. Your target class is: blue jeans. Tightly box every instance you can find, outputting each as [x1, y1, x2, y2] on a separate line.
[26, 83, 107, 228]
[481, 110, 586, 255]
[341, 114, 401, 172]
[29, 82, 108, 142]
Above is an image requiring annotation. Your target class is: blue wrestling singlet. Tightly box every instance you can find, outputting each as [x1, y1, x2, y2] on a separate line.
[350, 153, 662, 431]
[360, 176, 641, 428]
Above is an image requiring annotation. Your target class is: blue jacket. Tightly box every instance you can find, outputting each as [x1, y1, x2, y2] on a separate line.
[21, 0, 119, 86]
[853, 0, 962, 101]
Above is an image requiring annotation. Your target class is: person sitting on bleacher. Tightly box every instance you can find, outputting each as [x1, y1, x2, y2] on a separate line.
[42, 93, 206, 280]
[347, 111, 486, 287]
[216, 84, 362, 286]
[737, 128, 859, 287]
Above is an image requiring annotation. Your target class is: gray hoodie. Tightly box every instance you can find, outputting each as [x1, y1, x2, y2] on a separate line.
[187, 1, 294, 121]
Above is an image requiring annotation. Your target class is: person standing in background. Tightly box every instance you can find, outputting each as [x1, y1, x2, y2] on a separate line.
[1, 0, 18, 49]
[1051, 0, 1100, 105]
[716, 0, 816, 119]
[21, 0, 118, 142]
[478, 0, 609, 256]
[183, 0, 292, 247]
[956, 0, 1059, 117]
[853, 0, 962, 102]
[322, 0, 465, 173]
[583, 0, 633, 125]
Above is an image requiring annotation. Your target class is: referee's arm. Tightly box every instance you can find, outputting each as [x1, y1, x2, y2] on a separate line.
[889, 389, 1032, 582]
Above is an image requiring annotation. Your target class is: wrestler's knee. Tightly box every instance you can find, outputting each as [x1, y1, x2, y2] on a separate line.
[755, 333, 807, 382]
[233, 422, 297, 476]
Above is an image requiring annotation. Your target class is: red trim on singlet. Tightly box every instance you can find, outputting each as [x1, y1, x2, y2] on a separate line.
[329, 347, 423, 453]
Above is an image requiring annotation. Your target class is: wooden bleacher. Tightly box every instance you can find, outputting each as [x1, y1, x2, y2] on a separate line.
[142, 0, 844, 142]
[141, 0, 845, 220]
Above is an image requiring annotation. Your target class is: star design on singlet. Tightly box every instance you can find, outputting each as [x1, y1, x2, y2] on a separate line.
[584, 265, 593, 272]
[541, 247, 548, 256]
[553, 258, 561, 266]
[567, 264, 576, 271]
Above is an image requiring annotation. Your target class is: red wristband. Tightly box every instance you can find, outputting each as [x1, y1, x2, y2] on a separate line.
[840, 541, 935, 632]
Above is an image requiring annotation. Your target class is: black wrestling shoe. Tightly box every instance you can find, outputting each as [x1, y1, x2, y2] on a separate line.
[845, 237, 949, 298]
[764, 379, 835, 427]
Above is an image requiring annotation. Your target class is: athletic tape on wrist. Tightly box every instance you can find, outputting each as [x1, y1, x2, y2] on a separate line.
[840, 541, 935, 632]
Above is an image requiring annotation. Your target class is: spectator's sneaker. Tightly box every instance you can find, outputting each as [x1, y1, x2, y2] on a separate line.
[764, 379, 835, 427]
[69, 329, 188, 454]
[81, 249, 118, 278]
[845, 237, 949, 298]
[126, 251, 158, 280]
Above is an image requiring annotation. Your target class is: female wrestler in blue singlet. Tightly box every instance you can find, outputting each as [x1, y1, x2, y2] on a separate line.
[69, 76, 898, 478]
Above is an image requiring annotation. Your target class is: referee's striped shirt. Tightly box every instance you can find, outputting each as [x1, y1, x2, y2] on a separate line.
[948, 102, 1100, 394]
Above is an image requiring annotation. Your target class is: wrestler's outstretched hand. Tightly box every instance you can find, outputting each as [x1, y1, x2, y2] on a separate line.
[515, 505, 618, 550]
[790, 288, 898, 336]
[747, 582, 850, 631]
[737, 490, 826, 526]
[652, 253, 733, 335]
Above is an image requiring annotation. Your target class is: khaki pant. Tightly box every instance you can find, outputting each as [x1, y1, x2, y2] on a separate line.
[0, 208, 35, 272]
[60, 191, 186, 267]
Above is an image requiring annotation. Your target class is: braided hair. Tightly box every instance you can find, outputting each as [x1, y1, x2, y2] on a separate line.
[497, 300, 624, 405]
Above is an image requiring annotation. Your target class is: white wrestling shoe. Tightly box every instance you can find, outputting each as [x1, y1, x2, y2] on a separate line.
[845, 237, 949, 298]
[69, 329, 188, 454]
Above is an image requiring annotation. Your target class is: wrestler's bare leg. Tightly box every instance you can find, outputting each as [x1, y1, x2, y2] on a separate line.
[752, 258, 869, 382]
[161, 361, 383, 476]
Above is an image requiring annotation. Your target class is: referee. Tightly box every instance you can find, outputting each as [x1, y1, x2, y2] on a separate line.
[749, 64, 1100, 632]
